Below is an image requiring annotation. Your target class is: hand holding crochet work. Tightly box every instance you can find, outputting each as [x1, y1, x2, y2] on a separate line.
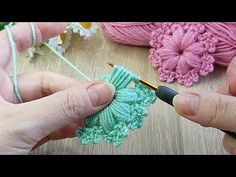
[0, 23, 115, 154]
[173, 57, 236, 155]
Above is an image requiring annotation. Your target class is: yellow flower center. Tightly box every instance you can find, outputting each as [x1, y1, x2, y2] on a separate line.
[60, 31, 66, 43]
[80, 22, 92, 29]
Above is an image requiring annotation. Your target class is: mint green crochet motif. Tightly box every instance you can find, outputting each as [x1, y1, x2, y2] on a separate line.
[76, 65, 157, 146]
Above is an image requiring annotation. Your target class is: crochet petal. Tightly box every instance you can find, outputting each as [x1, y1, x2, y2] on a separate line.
[109, 100, 131, 121]
[180, 31, 197, 50]
[162, 55, 180, 70]
[183, 52, 202, 68]
[99, 108, 117, 132]
[115, 88, 139, 103]
[185, 42, 205, 55]
[172, 28, 184, 49]
[176, 56, 191, 75]
[163, 36, 177, 51]
[158, 48, 178, 61]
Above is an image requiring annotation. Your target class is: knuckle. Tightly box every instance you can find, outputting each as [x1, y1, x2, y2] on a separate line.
[40, 71, 54, 95]
[60, 91, 82, 119]
[203, 95, 230, 127]
[40, 71, 54, 81]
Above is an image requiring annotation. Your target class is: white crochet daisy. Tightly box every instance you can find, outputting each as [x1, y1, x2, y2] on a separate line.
[47, 35, 65, 55]
[27, 22, 97, 59]
[70, 22, 98, 39]
[47, 28, 73, 55]
[27, 45, 45, 61]
[60, 28, 72, 50]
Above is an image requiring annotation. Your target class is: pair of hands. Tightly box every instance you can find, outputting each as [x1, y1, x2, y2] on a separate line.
[0, 23, 235, 154]
[0, 23, 115, 154]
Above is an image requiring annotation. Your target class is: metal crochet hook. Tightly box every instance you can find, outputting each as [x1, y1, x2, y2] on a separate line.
[108, 62, 236, 139]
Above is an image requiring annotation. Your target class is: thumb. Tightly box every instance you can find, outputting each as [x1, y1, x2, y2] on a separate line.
[223, 134, 236, 155]
[173, 91, 236, 132]
[227, 57, 236, 96]
[14, 81, 115, 138]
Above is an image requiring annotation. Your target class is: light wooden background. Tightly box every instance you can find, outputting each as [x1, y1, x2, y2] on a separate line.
[17, 25, 228, 154]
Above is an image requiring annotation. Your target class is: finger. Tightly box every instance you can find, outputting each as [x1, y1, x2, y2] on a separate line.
[13, 81, 115, 143]
[0, 22, 67, 70]
[17, 71, 82, 102]
[173, 91, 236, 131]
[216, 80, 230, 95]
[223, 134, 236, 155]
[226, 56, 236, 96]
[216, 57, 236, 96]
[0, 68, 17, 103]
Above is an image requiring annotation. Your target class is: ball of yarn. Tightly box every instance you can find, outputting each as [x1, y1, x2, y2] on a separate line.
[102, 22, 236, 86]
[102, 22, 161, 46]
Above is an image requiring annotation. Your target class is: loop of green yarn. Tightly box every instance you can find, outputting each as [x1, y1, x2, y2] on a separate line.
[76, 65, 157, 147]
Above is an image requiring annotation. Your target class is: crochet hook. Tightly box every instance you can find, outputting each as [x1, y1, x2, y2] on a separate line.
[107, 62, 236, 139]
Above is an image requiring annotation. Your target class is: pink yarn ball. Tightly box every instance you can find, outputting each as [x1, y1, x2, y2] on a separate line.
[102, 22, 236, 86]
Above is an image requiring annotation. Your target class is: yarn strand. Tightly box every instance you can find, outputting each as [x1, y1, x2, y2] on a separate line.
[5, 24, 24, 103]
[43, 42, 91, 81]
[30, 22, 36, 46]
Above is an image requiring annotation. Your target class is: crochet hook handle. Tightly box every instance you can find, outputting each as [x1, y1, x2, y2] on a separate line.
[155, 85, 236, 139]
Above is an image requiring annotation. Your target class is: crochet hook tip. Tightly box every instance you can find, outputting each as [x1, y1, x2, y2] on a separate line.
[139, 80, 158, 91]
[107, 62, 114, 67]
[107, 62, 158, 91]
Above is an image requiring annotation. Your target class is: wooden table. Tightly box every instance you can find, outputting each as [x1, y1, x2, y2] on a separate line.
[17, 26, 228, 154]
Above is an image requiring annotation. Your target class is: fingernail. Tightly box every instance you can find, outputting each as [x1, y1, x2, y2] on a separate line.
[87, 82, 115, 107]
[173, 93, 200, 116]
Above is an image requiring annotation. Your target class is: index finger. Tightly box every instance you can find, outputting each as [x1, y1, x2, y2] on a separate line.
[0, 22, 67, 70]
[217, 57, 236, 96]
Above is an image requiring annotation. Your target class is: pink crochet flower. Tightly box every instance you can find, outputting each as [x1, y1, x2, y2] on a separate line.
[149, 23, 218, 86]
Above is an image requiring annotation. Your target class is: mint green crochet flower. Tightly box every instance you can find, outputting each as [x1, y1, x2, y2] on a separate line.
[76, 65, 157, 146]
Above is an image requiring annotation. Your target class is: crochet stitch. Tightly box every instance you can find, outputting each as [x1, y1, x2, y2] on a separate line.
[76, 65, 157, 146]
[102, 22, 236, 87]
[149, 23, 216, 86]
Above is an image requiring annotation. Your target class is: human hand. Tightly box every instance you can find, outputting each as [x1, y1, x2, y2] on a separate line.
[0, 23, 115, 154]
[173, 57, 236, 154]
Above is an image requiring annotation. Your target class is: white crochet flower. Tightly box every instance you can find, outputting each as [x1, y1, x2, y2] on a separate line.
[27, 45, 44, 61]
[47, 28, 73, 55]
[61, 28, 72, 50]
[48, 35, 62, 48]
[27, 22, 98, 59]
[47, 35, 65, 55]
[70, 22, 98, 39]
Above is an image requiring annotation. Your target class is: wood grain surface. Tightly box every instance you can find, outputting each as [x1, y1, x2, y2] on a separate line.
[16, 26, 228, 154]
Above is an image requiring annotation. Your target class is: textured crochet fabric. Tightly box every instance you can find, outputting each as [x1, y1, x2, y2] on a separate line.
[102, 22, 236, 87]
[149, 23, 217, 87]
[76, 65, 157, 146]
